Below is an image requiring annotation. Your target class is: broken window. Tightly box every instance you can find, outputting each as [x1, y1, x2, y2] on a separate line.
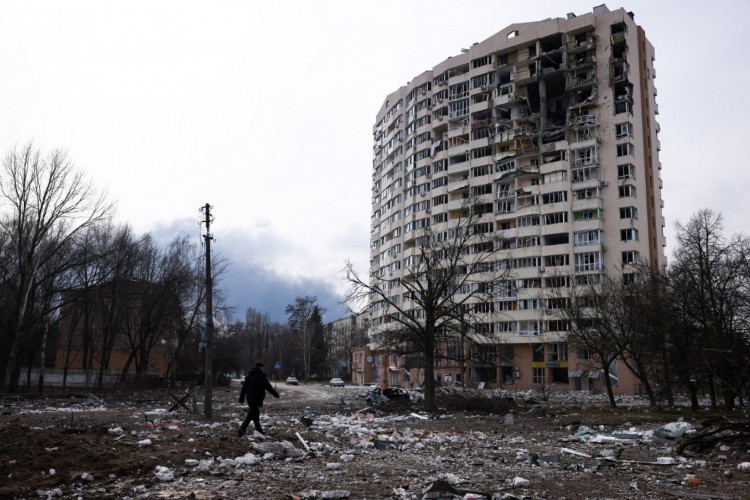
[471, 72, 493, 89]
[532, 367, 546, 385]
[616, 122, 632, 138]
[472, 183, 492, 196]
[616, 143, 634, 157]
[471, 55, 492, 69]
[543, 170, 567, 184]
[518, 299, 543, 310]
[615, 100, 632, 115]
[542, 191, 567, 204]
[550, 368, 569, 384]
[619, 206, 637, 220]
[620, 228, 638, 242]
[574, 252, 602, 273]
[544, 276, 570, 289]
[533, 345, 545, 362]
[622, 250, 640, 265]
[617, 164, 635, 179]
[495, 159, 516, 173]
[496, 321, 517, 332]
[543, 212, 568, 225]
[433, 159, 448, 173]
[496, 183, 513, 198]
[449, 99, 469, 119]
[544, 233, 569, 246]
[449, 81, 469, 100]
[571, 146, 598, 167]
[519, 236, 540, 247]
[573, 208, 603, 221]
[574, 230, 603, 246]
[517, 215, 540, 227]
[547, 319, 570, 332]
[575, 187, 600, 199]
[515, 256, 542, 269]
[548, 343, 568, 362]
[618, 185, 636, 198]
[572, 166, 600, 183]
[472, 222, 494, 234]
[497, 200, 514, 214]
[544, 254, 569, 267]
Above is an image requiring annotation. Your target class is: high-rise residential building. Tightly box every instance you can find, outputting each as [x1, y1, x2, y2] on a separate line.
[365, 5, 665, 394]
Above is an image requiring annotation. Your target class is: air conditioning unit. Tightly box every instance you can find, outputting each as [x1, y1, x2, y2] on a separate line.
[539, 267, 545, 272]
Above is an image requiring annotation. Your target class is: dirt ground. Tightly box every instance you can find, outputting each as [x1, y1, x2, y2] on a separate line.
[2, 384, 750, 499]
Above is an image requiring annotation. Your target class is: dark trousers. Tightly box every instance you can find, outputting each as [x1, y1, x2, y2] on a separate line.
[241, 405, 262, 432]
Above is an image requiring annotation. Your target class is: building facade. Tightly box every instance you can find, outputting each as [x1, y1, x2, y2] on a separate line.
[368, 5, 665, 394]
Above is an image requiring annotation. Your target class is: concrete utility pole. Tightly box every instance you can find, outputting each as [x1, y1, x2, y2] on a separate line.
[201, 203, 215, 418]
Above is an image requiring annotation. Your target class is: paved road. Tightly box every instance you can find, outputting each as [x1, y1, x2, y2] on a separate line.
[230, 380, 369, 416]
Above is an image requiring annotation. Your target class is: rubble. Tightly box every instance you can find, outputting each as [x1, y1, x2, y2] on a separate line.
[3, 386, 750, 498]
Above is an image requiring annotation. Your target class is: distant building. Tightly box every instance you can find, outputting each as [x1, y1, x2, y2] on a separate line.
[367, 5, 665, 394]
[328, 314, 370, 383]
[53, 280, 179, 389]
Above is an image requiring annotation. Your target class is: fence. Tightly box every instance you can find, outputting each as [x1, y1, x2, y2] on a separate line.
[10, 367, 162, 391]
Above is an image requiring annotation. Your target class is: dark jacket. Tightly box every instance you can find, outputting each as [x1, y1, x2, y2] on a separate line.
[239, 367, 279, 407]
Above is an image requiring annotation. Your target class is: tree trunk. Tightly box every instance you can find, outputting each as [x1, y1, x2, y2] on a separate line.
[707, 374, 717, 408]
[423, 325, 437, 413]
[120, 351, 136, 384]
[687, 380, 700, 411]
[6, 341, 22, 392]
[602, 361, 617, 408]
[722, 385, 736, 411]
[37, 321, 49, 394]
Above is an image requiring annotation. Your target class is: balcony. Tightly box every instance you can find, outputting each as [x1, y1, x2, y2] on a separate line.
[574, 262, 602, 274]
[571, 196, 602, 212]
[447, 179, 469, 193]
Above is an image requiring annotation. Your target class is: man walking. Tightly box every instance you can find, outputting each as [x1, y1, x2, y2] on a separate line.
[239, 361, 280, 436]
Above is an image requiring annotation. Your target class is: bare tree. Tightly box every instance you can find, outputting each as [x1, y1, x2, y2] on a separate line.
[118, 235, 188, 381]
[551, 266, 667, 407]
[344, 198, 511, 413]
[669, 209, 750, 409]
[549, 274, 620, 407]
[0, 144, 111, 391]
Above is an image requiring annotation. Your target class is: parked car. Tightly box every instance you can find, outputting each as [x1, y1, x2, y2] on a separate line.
[286, 377, 299, 385]
[329, 377, 345, 387]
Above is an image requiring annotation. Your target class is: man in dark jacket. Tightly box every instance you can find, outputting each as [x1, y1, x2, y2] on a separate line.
[239, 361, 279, 436]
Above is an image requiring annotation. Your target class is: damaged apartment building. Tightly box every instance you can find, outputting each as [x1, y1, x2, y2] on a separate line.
[364, 5, 665, 394]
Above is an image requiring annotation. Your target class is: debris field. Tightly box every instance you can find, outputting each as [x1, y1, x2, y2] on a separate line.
[2, 384, 750, 499]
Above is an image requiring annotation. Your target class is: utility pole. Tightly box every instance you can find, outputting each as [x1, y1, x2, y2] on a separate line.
[200, 203, 214, 418]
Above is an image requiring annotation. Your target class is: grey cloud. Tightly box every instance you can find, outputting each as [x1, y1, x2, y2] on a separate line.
[146, 219, 350, 324]
[218, 259, 348, 323]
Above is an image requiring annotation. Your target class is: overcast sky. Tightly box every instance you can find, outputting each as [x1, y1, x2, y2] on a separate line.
[1, 1, 748, 323]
